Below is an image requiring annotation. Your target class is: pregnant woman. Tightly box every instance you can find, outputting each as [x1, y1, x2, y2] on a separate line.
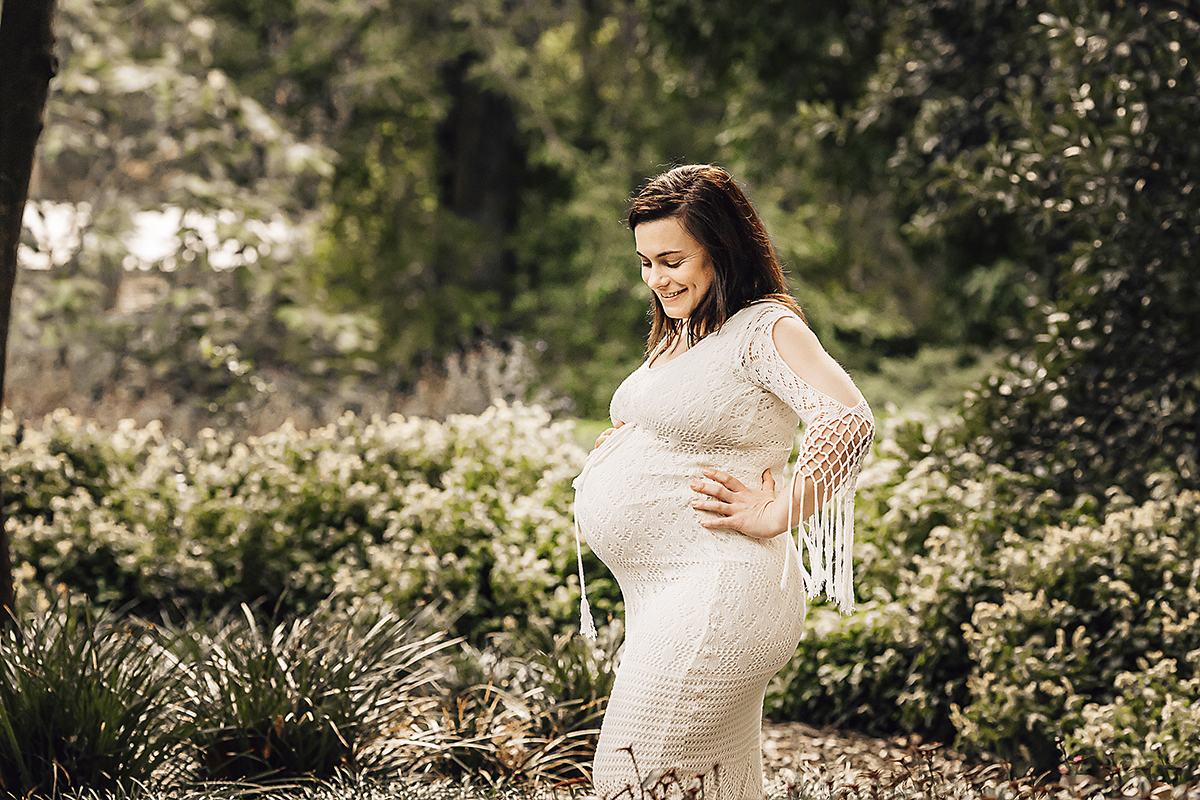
[572, 164, 875, 799]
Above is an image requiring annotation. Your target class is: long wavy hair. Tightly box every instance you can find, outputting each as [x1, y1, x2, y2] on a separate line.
[627, 164, 803, 357]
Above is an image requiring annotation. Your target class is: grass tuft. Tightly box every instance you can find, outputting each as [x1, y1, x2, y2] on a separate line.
[171, 601, 456, 784]
[393, 626, 620, 787]
[0, 592, 188, 798]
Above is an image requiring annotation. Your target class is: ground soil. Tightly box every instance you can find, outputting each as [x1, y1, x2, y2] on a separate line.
[760, 721, 984, 779]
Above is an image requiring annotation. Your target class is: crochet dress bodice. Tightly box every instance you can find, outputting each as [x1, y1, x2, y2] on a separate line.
[572, 301, 874, 800]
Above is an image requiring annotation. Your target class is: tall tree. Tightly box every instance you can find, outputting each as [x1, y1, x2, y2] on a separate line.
[858, 0, 1200, 502]
[0, 0, 59, 625]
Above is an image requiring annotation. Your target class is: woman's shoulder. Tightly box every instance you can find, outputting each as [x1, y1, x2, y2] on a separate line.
[728, 298, 804, 333]
[716, 300, 806, 365]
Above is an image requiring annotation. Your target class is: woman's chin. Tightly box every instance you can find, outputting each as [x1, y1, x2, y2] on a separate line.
[660, 301, 692, 319]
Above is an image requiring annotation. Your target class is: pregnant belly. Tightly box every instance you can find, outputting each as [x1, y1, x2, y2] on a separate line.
[573, 426, 769, 573]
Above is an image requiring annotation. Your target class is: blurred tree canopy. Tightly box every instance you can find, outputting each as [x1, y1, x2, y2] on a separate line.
[16, 0, 1200, 505]
[652, 0, 1199, 502]
[21, 0, 925, 422]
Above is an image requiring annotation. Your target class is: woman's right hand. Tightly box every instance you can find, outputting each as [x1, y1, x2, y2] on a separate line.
[594, 420, 626, 450]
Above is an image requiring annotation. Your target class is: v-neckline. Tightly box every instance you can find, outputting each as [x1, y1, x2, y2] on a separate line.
[644, 304, 758, 371]
[647, 339, 686, 370]
[647, 326, 706, 371]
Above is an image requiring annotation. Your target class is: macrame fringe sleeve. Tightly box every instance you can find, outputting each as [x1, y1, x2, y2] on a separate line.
[742, 304, 876, 614]
[782, 407, 874, 613]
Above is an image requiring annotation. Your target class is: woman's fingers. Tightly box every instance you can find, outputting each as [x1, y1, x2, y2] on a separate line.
[691, 495, 730, 513]
[690, 466, 784, 539]
[593, 420, 626, 449]
[701, 467, 749, 493]
[690, 477, 734, 503]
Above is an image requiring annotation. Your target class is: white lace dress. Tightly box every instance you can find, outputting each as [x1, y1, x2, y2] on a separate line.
[572, 301, 874, 800]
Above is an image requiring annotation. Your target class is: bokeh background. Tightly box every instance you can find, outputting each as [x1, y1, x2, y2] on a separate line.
[19, 0, 1196, 436]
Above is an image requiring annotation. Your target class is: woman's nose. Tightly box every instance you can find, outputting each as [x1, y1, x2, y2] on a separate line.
[645, 265, 667, 287]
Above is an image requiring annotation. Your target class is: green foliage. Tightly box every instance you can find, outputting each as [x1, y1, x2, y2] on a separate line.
[641, 0, 887, 112]
[855, 0, 1200, 502]
[20, 0, 349, 425]
[726, 0, 1200, 770]
[18, 0, 939, 423]
[8, 399, 1200, 779]
[955, 486, 1200, 770]
[2, 403, 606, 639]
[0, 584, 614, 794]
[0, 595, 188, 798]
[175, 601, 453, 782]
[770, 409, 1200, 772]
[1063, 649, 1200, 780]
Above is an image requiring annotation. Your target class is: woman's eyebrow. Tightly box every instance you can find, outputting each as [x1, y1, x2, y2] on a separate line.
[637, 248, 685, 259]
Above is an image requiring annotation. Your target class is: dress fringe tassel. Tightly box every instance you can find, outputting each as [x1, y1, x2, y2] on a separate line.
[781, 467, 857, 615]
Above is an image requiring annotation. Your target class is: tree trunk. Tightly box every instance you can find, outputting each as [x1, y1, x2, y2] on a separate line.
[0, 0, 59, 629]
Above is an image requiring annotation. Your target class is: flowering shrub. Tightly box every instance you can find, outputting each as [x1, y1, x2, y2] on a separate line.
[3, 403, 601, 641]
[1063, 649, 1200, 777]
[770, 411, 1200, 773]
[9, 402, 1200, 773]
[957, 488, 1200, 768]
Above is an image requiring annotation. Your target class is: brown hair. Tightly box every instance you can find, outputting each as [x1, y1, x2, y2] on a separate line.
[627, 164, 802, 356]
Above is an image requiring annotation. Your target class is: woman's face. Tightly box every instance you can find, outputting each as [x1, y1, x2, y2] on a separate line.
[635, 216, 715, 321]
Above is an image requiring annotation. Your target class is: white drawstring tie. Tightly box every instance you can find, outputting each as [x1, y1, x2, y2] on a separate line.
[570, 422, 637, 640]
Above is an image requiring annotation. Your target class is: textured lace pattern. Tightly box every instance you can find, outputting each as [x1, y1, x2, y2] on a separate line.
[573, 301, 874, 800]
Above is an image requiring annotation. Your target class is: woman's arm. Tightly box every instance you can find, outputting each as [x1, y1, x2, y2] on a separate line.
[690, 315, 873, 539]
[771, 316, 862, 408]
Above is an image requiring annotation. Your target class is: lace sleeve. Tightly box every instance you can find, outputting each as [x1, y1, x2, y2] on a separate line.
[742, 304, 875, 613]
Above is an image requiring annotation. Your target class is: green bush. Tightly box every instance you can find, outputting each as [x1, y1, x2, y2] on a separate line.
[3, 403, 605, 641]
[769, 408, 1200, 773]
[956, 487, 1200, 770]
[1062, 649, 1200, 781]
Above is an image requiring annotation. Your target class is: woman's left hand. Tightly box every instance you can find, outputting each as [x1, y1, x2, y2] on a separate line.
[690, 468, 788, 539]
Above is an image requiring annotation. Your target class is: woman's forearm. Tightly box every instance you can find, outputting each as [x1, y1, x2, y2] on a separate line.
[782, 471, 832, 531]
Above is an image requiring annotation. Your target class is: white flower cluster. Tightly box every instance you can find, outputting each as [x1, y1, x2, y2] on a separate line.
[2, 403, 591, 638]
